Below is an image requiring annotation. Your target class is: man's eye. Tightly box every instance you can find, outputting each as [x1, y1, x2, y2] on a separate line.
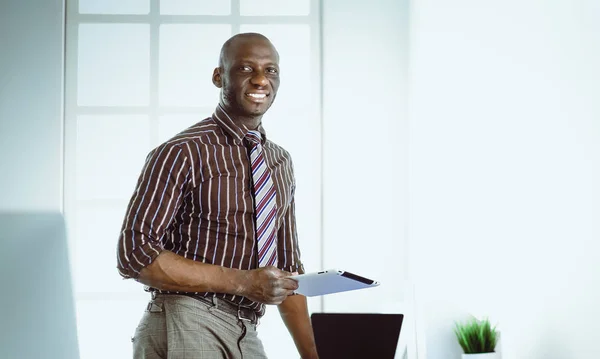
[267, 68, 279, 74]
[240, 66, 252, 72]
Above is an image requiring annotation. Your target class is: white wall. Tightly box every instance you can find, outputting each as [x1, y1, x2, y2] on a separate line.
[409, 1, 600, 358]
[0, 0, 65, 211]
[322, 0, 410, 313]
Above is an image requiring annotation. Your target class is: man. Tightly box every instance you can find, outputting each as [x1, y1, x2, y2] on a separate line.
[116, 33, 319, 359]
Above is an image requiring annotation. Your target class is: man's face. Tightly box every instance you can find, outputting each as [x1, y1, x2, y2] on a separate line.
[216, 38, 280, 119]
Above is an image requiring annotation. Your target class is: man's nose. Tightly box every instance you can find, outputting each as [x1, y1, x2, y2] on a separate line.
[250, 72, 268, 87]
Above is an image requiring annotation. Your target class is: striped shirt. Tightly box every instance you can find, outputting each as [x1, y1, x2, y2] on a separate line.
[116, 104, 304, 314]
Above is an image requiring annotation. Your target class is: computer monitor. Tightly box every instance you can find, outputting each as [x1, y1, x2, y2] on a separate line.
[311, 313, 404, 359]
[0, 211, 80, 359]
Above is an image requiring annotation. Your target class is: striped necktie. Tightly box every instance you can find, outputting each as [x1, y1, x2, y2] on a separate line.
[246, 130, 278, 267]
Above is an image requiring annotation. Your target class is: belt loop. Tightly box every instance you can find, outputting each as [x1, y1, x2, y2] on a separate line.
[146, 295, 163, 313]
[237, 308, 253, 323]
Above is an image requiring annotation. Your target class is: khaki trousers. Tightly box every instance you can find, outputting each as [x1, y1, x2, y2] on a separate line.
[132, 294, 268, 359]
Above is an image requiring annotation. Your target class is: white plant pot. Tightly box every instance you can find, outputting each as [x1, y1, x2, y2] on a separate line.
[462, 353, 501, 359]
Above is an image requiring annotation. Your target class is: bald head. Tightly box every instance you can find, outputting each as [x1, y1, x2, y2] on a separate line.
[212, 32, 281, 124]
[218, 33, 279, 70]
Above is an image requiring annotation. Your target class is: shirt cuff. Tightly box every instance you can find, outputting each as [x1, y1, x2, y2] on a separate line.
[123, 241, 163, 279]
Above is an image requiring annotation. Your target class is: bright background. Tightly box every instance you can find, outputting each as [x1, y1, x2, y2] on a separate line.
[63, 1, 322, 358]
[1, 0, 599, 358]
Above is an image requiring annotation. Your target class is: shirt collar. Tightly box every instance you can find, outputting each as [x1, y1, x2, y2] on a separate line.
[212, 103, 267, 145]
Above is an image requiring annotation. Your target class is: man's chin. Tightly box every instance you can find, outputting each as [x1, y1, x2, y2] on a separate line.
[242, 103, 271, 117]
[249, 108, 268, 116]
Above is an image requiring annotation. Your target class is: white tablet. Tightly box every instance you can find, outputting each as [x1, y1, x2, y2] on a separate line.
[291, 269, 380, 297]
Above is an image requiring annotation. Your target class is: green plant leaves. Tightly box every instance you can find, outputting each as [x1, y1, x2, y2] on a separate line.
[454, 316, 498, 354]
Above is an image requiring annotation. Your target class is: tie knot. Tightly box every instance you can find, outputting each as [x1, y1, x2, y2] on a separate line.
[245, 130, 262, 146]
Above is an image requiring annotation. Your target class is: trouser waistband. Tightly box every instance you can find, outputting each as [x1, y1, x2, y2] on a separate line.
[153, 292, 260, 325]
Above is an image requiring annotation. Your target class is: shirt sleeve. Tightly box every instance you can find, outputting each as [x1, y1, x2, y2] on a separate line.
[116, 142, 192, 279]
[277, 189, 305, 275]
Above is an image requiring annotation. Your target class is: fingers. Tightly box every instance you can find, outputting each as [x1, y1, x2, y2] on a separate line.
[279, 277, 299, 290]
[264, 266, 295, 278]
[277, 269, 294, 278]
[252, 267, 301, 304]
[269, 282, 296, 301]
[268, 289, 296, 305]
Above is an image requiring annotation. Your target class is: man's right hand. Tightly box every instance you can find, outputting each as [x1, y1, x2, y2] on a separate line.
[239, 266, 299, 305]
[136, 251, 299, 304]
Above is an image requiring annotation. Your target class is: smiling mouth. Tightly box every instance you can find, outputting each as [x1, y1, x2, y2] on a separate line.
[245, 93, 269, 103]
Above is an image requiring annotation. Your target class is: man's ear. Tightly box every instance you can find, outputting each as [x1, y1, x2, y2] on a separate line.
[212, 68, 222, 88]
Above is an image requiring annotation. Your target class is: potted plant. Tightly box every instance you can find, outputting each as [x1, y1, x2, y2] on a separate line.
[454, 316, 500, 359]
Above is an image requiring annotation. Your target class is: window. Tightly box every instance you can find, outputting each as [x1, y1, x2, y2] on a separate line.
[64, 1, 321, 358]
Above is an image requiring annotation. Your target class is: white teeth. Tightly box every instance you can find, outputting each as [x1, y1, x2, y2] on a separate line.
[247, 93, 267, 99]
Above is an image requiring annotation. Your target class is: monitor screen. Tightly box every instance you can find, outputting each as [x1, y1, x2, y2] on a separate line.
[311, 313, 404, 359]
